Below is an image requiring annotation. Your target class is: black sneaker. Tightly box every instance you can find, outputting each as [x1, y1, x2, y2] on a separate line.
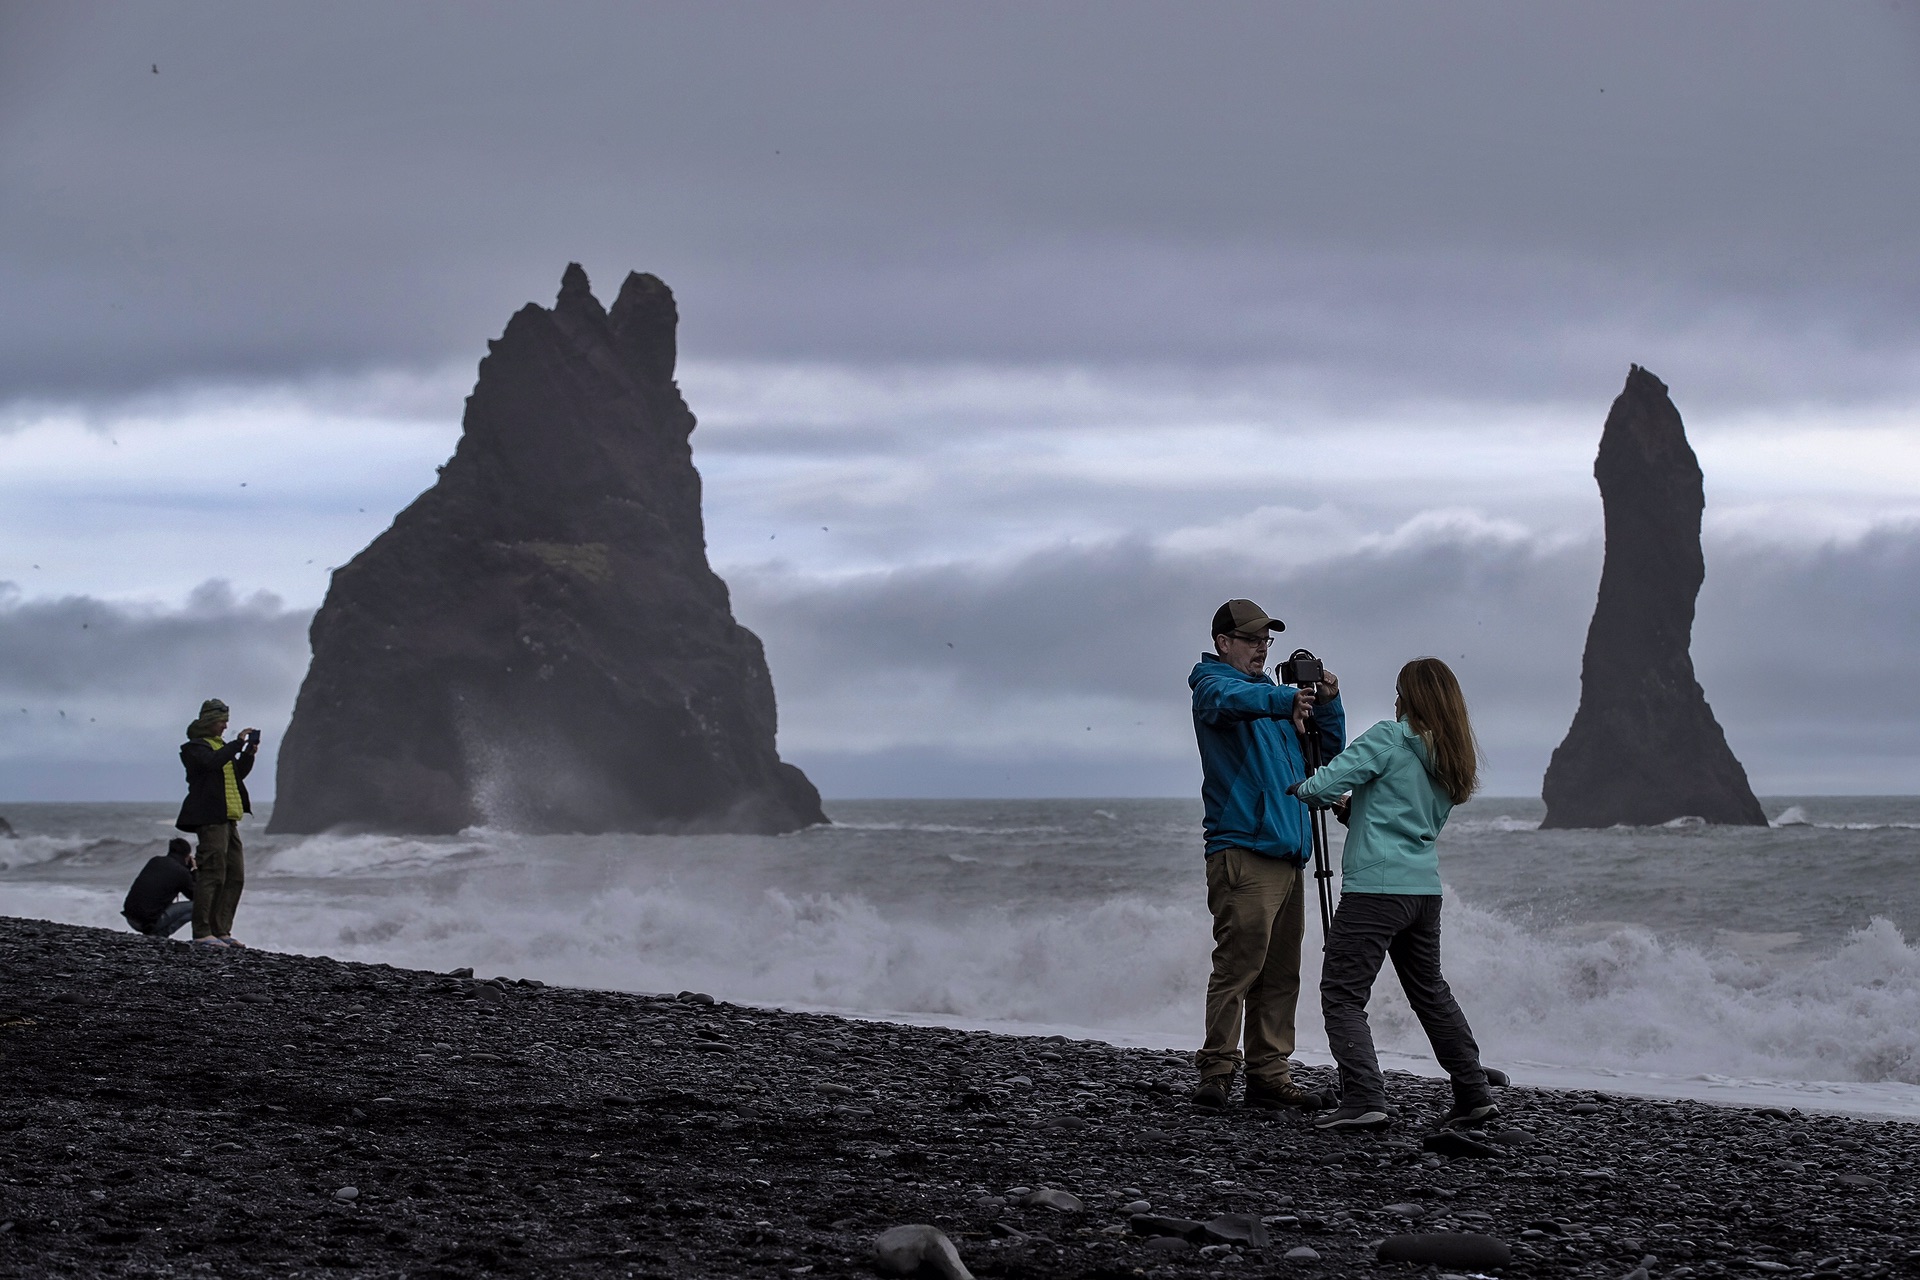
[1314, 1104, 1390, 1132]
[1441, 1099, 1499, 1128]
[1244, 1077, 1330, 1111]
[1190, 1076, 1231, 1109]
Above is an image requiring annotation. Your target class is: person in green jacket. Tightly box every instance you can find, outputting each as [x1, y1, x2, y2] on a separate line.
[1292, 657, 1497, 1132]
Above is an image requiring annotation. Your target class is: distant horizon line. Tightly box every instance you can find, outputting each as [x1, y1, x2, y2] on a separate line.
[1, 793, 1916, 807]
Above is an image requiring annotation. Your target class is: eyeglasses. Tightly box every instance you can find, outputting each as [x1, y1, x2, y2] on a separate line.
[1227, 634, 1273, 648]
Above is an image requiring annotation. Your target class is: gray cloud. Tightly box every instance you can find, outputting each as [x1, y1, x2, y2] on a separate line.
[5, 3, 1920, 408]
[0, 581, 309, 800]
[736, 520, 1920, 797]
[3, 3, 1917, 801]
[2, 521, 1912, 802]
[1696, 525, 1920, 792]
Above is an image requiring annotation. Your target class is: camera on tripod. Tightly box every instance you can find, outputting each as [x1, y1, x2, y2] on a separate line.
[1279, 649, 1324, 688]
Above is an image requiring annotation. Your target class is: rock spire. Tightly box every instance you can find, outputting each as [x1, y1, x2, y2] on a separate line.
[1540, 365, 1765, 828]
[270, 265, 825, 835]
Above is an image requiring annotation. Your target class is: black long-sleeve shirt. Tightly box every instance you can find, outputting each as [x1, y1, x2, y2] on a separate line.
[122, 853, 195, 929]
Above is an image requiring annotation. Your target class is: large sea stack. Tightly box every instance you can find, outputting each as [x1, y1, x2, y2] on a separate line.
[1540, 366, 1765, 828]
[270, 265, 825, 835]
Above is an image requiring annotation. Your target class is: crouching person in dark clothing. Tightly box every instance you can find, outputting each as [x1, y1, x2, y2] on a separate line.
[122, 837, 196, 938]
[1293, 658, 1496, 1133]
[176, 697, 260, 950]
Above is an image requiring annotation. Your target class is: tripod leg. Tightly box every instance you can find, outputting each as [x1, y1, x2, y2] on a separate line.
[1312, 809, 1333, 937]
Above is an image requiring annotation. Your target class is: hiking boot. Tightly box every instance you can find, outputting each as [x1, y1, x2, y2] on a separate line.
[1441, 1099, 1499, 1129]
[1244, 1077, 1330, 1111]
[190, 936, 231, 949]
[1190, 1076, 1232, 1109]
[1314, 1104, 1390, 1132]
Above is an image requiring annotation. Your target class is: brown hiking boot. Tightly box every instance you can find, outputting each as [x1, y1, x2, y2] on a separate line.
[1190, 1075, 1232, 1109]
[1244, 1076, 1330, 1110]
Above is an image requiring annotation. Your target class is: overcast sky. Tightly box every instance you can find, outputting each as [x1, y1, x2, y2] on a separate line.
[3, 2, 1918, 801]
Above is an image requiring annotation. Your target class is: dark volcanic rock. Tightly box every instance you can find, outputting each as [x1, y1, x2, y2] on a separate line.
[271, 264, 825, 835]
[1541, 365, 1765, 828]
[1376, 1232, 1512, 1268]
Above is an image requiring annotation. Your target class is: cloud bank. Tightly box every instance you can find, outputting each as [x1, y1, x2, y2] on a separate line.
[0, 581, 309, 800]
[2, 5, 1917, 801]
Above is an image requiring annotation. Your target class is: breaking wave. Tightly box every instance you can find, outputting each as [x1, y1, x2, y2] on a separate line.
[1771, 804, 1920, 831]
[244, 858, 1920, 1089]
[8, 796, 1920, 1108]
[0, 834, 84, 872]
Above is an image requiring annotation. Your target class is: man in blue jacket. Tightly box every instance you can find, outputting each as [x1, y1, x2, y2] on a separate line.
[1189, 599, 1344, 1110]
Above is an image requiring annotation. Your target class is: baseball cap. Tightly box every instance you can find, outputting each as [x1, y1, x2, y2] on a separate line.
[1211, 599, 1285, 639]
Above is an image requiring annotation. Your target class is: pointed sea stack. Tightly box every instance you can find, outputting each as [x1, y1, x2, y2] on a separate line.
[269, 265, 825, 835]
[1540, 366, 1765, 828]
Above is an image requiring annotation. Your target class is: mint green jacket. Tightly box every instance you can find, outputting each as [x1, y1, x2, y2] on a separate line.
[1294, 718, 1451, 895]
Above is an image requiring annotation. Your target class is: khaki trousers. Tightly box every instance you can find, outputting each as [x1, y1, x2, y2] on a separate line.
[1199, 846, 1304, 1085]
[192, 822, 245, 939]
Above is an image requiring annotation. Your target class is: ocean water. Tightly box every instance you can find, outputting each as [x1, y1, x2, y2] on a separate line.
[4, 795, 1920, 1118]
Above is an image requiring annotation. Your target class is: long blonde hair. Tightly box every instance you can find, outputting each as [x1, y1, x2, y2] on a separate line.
[1396, 657, 1480, 804]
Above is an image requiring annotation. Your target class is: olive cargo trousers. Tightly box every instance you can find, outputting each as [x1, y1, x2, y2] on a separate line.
[192, 821, 245, 939]
[1198, 846, 1304, 1086]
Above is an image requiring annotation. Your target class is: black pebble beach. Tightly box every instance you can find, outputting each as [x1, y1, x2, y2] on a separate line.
[3, 917, 1916, 1279]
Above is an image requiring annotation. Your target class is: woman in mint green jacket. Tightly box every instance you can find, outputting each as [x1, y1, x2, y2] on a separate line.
[1292, 657, 1496, 1132]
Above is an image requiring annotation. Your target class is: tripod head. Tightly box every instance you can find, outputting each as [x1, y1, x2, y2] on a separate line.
[1280, 647, 1328, 737]
[1278, 648, 1323, 689]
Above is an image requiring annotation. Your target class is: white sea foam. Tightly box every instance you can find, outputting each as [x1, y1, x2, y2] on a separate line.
[828, 822, 1069, 836]
[1448, 814, 1539, 834]
[9, 799, 1920, 1117]
[1436, 900, 1920, 1088]
[1767, 805, 1918, 831]
[1816, 821, 1920, 831]
[284, 883, 1920, 1102]
[154, 873, 1920, 1093]
[261, 832, 497, 878]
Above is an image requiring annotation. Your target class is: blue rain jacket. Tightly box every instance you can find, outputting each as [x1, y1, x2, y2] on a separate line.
[1190, 653, 1345, 864]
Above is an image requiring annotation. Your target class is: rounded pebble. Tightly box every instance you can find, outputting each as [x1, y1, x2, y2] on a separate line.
[873, 1224, 972, 1280]
[1024, 1188, 1085, 1212]
[1285, 1245, 1321, 1261]
[333, 1186, 359, 1202]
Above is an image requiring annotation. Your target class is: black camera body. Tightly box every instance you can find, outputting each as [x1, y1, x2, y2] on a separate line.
[244, 729, 262, 747]
[1279, 651, 1324, 688]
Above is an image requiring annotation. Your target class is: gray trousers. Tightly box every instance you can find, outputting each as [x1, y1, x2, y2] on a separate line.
[1320, 892, 1489, 1110]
